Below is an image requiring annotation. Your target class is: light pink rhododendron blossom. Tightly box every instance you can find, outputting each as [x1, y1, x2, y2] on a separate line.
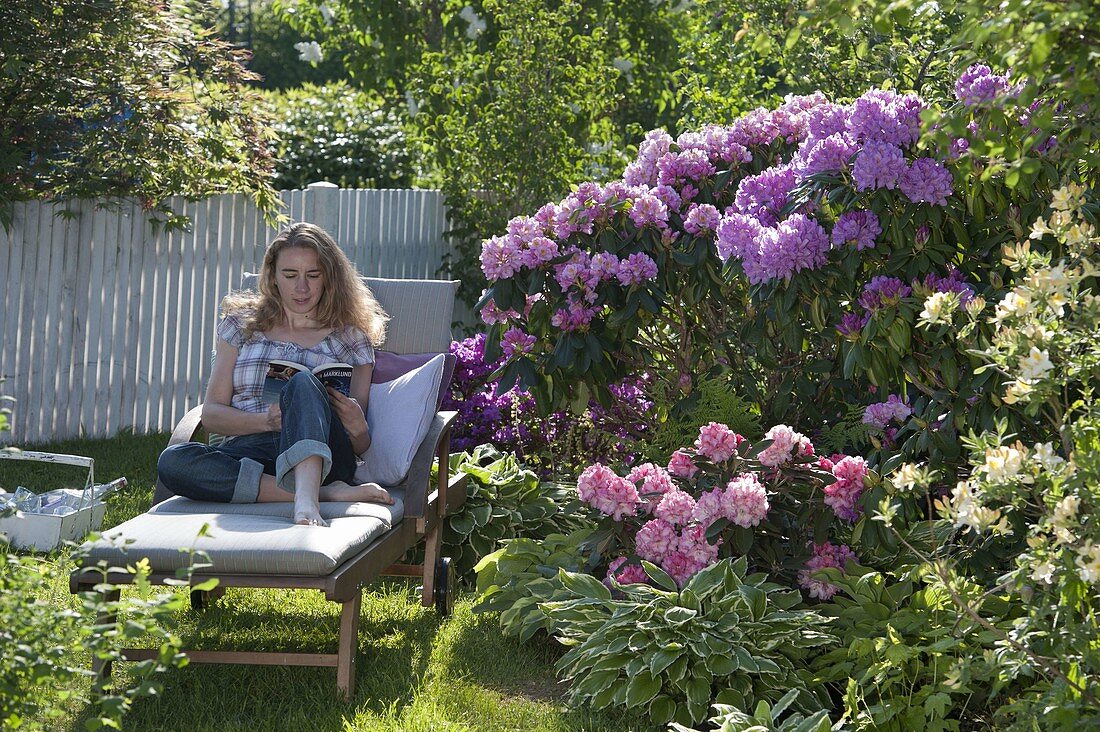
[798, 542, 858, 600]
[667, 449, 699, 478]
[722, 474, 770, 527]
[654, 488, 697, 527]
[605, 556, 650, 586]
[577, 463, 639, 521]
[693, 487, 725, 527]
[823, 455, 869, 522]
[627, 462, 677, 511]
[694, 422, 744, 463]
[635, 518, 679, 563]
[757, 424, 813, 467]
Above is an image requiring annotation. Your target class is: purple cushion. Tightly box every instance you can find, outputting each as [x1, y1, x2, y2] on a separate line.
[372, 350, 456, 409]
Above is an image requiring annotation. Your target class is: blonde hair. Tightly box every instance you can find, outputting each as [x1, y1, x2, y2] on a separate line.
[222, 223, 388, 345]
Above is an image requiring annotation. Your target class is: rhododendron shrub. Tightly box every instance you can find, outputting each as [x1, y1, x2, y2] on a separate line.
[478, 64, 1084, 480]
[575, 421, 867, 593]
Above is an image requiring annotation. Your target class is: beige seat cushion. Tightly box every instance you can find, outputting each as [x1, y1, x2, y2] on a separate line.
[83, 494, 404, 576]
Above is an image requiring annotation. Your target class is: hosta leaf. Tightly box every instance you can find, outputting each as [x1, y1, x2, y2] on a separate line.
[558, 569, 612, 600]
[642, 561, 678, 591]
[591, 684, 617, 709]
[649, 695, 677, 725]
[648, 646, 683, 676]
[664, 606, 698, 625]
[733, 646, 759, 672]
[705, 653, 737, 676]
[738, 584, 767, 621]
[686, 676, 711, 707]
[625, 670, 662, 706]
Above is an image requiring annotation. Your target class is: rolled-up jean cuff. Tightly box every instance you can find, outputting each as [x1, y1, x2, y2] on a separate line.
[232, 458, 264, 503]
[276, 440, 332, 493]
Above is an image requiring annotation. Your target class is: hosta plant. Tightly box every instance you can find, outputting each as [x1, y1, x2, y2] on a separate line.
[436, 444, 591, 583]
[473, 529, 596, 641]
[669, 688, 840, 732]
[542, 557, 836, 727]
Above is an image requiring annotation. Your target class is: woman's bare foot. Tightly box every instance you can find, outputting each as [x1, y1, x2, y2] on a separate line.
[294, 485, 328, 527]
[320, 480, 394, 505]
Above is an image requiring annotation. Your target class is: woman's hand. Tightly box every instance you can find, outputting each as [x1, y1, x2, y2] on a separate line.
[265, 403, 283, 432]
[328, 387, 370, 449]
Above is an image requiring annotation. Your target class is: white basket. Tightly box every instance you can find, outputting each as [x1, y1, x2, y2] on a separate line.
[0, 450, 106, 552]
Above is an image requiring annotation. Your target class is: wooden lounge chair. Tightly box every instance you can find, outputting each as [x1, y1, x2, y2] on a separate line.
[70, 276, 468, 699]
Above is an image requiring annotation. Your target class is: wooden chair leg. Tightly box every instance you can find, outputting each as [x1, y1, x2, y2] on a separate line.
[91, 588, 121, 692]
[421, 526, 440, 607]
[336, 591, 362, 700]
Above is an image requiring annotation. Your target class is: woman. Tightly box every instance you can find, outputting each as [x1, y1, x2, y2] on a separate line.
[157, 223, 392, 526]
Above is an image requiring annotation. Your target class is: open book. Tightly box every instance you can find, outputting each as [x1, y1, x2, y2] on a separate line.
[262, 360, 353, 405]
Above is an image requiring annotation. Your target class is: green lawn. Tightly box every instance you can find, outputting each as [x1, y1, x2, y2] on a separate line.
[3, 433, 656, 732]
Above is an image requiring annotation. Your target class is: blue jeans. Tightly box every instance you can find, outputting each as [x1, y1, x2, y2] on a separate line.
[158, 372, 358, 503]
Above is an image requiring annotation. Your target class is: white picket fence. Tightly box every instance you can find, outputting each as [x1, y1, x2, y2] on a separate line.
[0, 185, 467, 445]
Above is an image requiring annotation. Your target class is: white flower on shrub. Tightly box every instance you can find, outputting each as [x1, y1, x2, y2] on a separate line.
[1075, 541, 1100, 583]
[890, 463, 923, 493]
[294, 40, 323, 63]
[1002, 378, 1033, 404]
[995, 288, 1033, 323]
[950, 481, 1005, 532]
[1017, 347, 1054, 382]
[1032, 442, 1066, 473]
[1030, 559, 1057, 585]
[919, 291, 958, 325]
[965, 295, 987, 317]
[1052, 494, 1080, 527]
[981, 444, 1029, 483]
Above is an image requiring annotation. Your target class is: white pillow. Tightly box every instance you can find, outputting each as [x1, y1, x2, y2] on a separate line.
[354, 353, 445, 486]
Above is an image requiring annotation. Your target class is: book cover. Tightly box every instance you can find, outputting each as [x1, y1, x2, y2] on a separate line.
[262, 360, 352, 405]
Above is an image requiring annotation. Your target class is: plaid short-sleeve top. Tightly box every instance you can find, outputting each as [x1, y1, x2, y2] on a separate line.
[217, 312, 375, 414]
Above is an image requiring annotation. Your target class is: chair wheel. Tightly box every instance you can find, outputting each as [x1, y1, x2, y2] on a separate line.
[434, 556, 455, 618]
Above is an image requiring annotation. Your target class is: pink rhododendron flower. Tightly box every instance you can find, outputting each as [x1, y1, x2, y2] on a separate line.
[667, 450, 699, 479]
[722, 474, 770, 527]
[661, 549, 705, 587]
[479, 297, 519, 325]
[757, 424, 812, 467]
[616, 252, 659, 286]
[635, 518, 678, 563]
[654, 489, 697, 527]
[577, 463, 639, 520]
[606, 556, 650, 586]
[480, 235, 522, 280]
[693, 487, 725, 527]
[678, 525, 721, 568]
[798, 542, 858, 600]
[627, 462, 676, 511]
[695, 422, 744, 463]
[825, 456, 868, 522]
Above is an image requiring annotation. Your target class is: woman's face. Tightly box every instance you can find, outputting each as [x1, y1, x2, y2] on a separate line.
[274, 246, 325, 319]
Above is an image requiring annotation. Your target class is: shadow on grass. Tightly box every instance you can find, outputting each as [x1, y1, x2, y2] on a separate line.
[435, 607, 662, 732]
[93, 582, 444, 732]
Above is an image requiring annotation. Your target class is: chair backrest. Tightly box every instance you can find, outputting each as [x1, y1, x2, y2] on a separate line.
[239, 274, 459, 355]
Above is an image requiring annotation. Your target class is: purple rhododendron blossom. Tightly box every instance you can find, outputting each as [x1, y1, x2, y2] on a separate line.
[714, 213, 765, 262]
[836, 312, 869, 339]
[852, 141, 907, 191]
[899, 157, 954, 206]
[918, 267, 976, 305]
[734, 165, 798, 226]
[859, 276, 912, 311]
[955, 64, 1012, 105]
[831, 210, 881, 250]
[684, 203, 722, 234]
[862, 394, 913, 430]
[500, 327, 536, 358]
[616, 252, 659, 286]
[798, 133, 858, 175]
